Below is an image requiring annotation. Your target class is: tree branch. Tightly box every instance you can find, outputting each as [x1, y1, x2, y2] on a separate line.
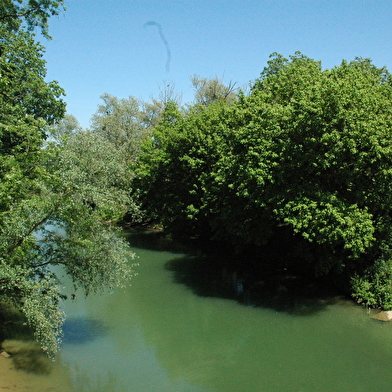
[5, 209, 55, 257]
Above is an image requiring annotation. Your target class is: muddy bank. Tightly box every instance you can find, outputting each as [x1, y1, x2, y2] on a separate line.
[0, 354, 34, 391]
[0, 353, 73, 392]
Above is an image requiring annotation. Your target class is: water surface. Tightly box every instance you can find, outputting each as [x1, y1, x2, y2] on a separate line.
[15, 230, 392, 391]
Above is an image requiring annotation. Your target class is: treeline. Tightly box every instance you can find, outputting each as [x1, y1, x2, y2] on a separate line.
[79, 51, 392, 312]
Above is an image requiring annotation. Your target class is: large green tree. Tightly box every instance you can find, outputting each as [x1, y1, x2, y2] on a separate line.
[0, 3, 136, 356]
[134, 53, 392, 308]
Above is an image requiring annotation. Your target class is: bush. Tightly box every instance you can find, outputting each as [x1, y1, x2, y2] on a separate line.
[351, 259, 392, 310]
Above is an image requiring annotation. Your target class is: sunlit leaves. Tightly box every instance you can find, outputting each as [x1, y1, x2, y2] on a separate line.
[50, 131, 132, 220]
[0, 18, 137, 356]
[0, 263, 64, 357]
[274, 196, 375, 256]
[135, 52, 392, 289]
[352, 258, 392, 310]
[90, 93, 148, 162]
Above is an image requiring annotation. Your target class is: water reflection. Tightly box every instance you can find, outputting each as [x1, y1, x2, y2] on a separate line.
[62, 317, 108, 345]
[122, 228, 189, 253]
[128, 229, 344, 316]
[165, 254, 339, 316]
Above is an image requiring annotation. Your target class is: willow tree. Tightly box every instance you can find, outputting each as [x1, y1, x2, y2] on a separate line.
[0, 3, 136, 356]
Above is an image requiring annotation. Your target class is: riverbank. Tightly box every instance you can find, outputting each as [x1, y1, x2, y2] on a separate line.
[0, 354, 36, 391]
[0, 353, 73, 392]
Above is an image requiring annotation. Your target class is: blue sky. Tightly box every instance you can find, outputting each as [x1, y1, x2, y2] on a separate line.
[41, 0, 392, 128]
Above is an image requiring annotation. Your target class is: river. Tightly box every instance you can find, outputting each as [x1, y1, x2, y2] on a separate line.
[4, 230, 392, 391]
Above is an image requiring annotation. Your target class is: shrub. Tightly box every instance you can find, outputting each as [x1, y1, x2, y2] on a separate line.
[351, 259, 392, 310]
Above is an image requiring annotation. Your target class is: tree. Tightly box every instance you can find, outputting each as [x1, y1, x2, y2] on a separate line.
[0, 0, 65, 38]
[140, 81, 182, 130]
[90, 93, 148, 162]
[244, 53, 392, 275]
[49, 113, 83, 140]
[49, 128, 141, 222]
[1, 126, 137, 354]
[133, 101, 204, 234]
[134, 52, 392, 307]
[0, 25, 65, 212]
[0, 9, 136, 356]
[191, 74, 238, 106]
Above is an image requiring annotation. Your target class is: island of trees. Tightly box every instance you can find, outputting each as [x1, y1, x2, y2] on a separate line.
[1, 0, 392, 358]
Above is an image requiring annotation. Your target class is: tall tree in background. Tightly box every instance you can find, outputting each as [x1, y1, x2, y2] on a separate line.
[90, 93, 148, 162]
[50, 113, 82, 139]
[140, 81, 182, 130]
[191, 74, 238, 106]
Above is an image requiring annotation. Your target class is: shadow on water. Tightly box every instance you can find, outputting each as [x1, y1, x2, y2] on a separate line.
[62, 317, 108, 345]
[165, 253, 347, 316]
[125, 229, 349, 316]
[123, 228, 192, 254]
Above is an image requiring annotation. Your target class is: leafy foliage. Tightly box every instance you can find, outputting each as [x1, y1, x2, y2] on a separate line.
[352, 257, 392, 310]
[49, 113, 82, 139]
[0, 0, 65, 37]
[0, 125, 138, 355]
[0, 8, 136, 356]
[134, 53, 392, 306]
[0, 263, 64, 354]
[90, 93, 150, 162]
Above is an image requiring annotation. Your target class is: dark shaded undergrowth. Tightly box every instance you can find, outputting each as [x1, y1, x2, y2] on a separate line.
[0, 302, 33, 343]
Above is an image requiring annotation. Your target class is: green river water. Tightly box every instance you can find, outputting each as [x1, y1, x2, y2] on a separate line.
[12, 230, 392, 391]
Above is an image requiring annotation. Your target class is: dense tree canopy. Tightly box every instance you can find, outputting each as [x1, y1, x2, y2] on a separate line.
[134, 52, 392, 308]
